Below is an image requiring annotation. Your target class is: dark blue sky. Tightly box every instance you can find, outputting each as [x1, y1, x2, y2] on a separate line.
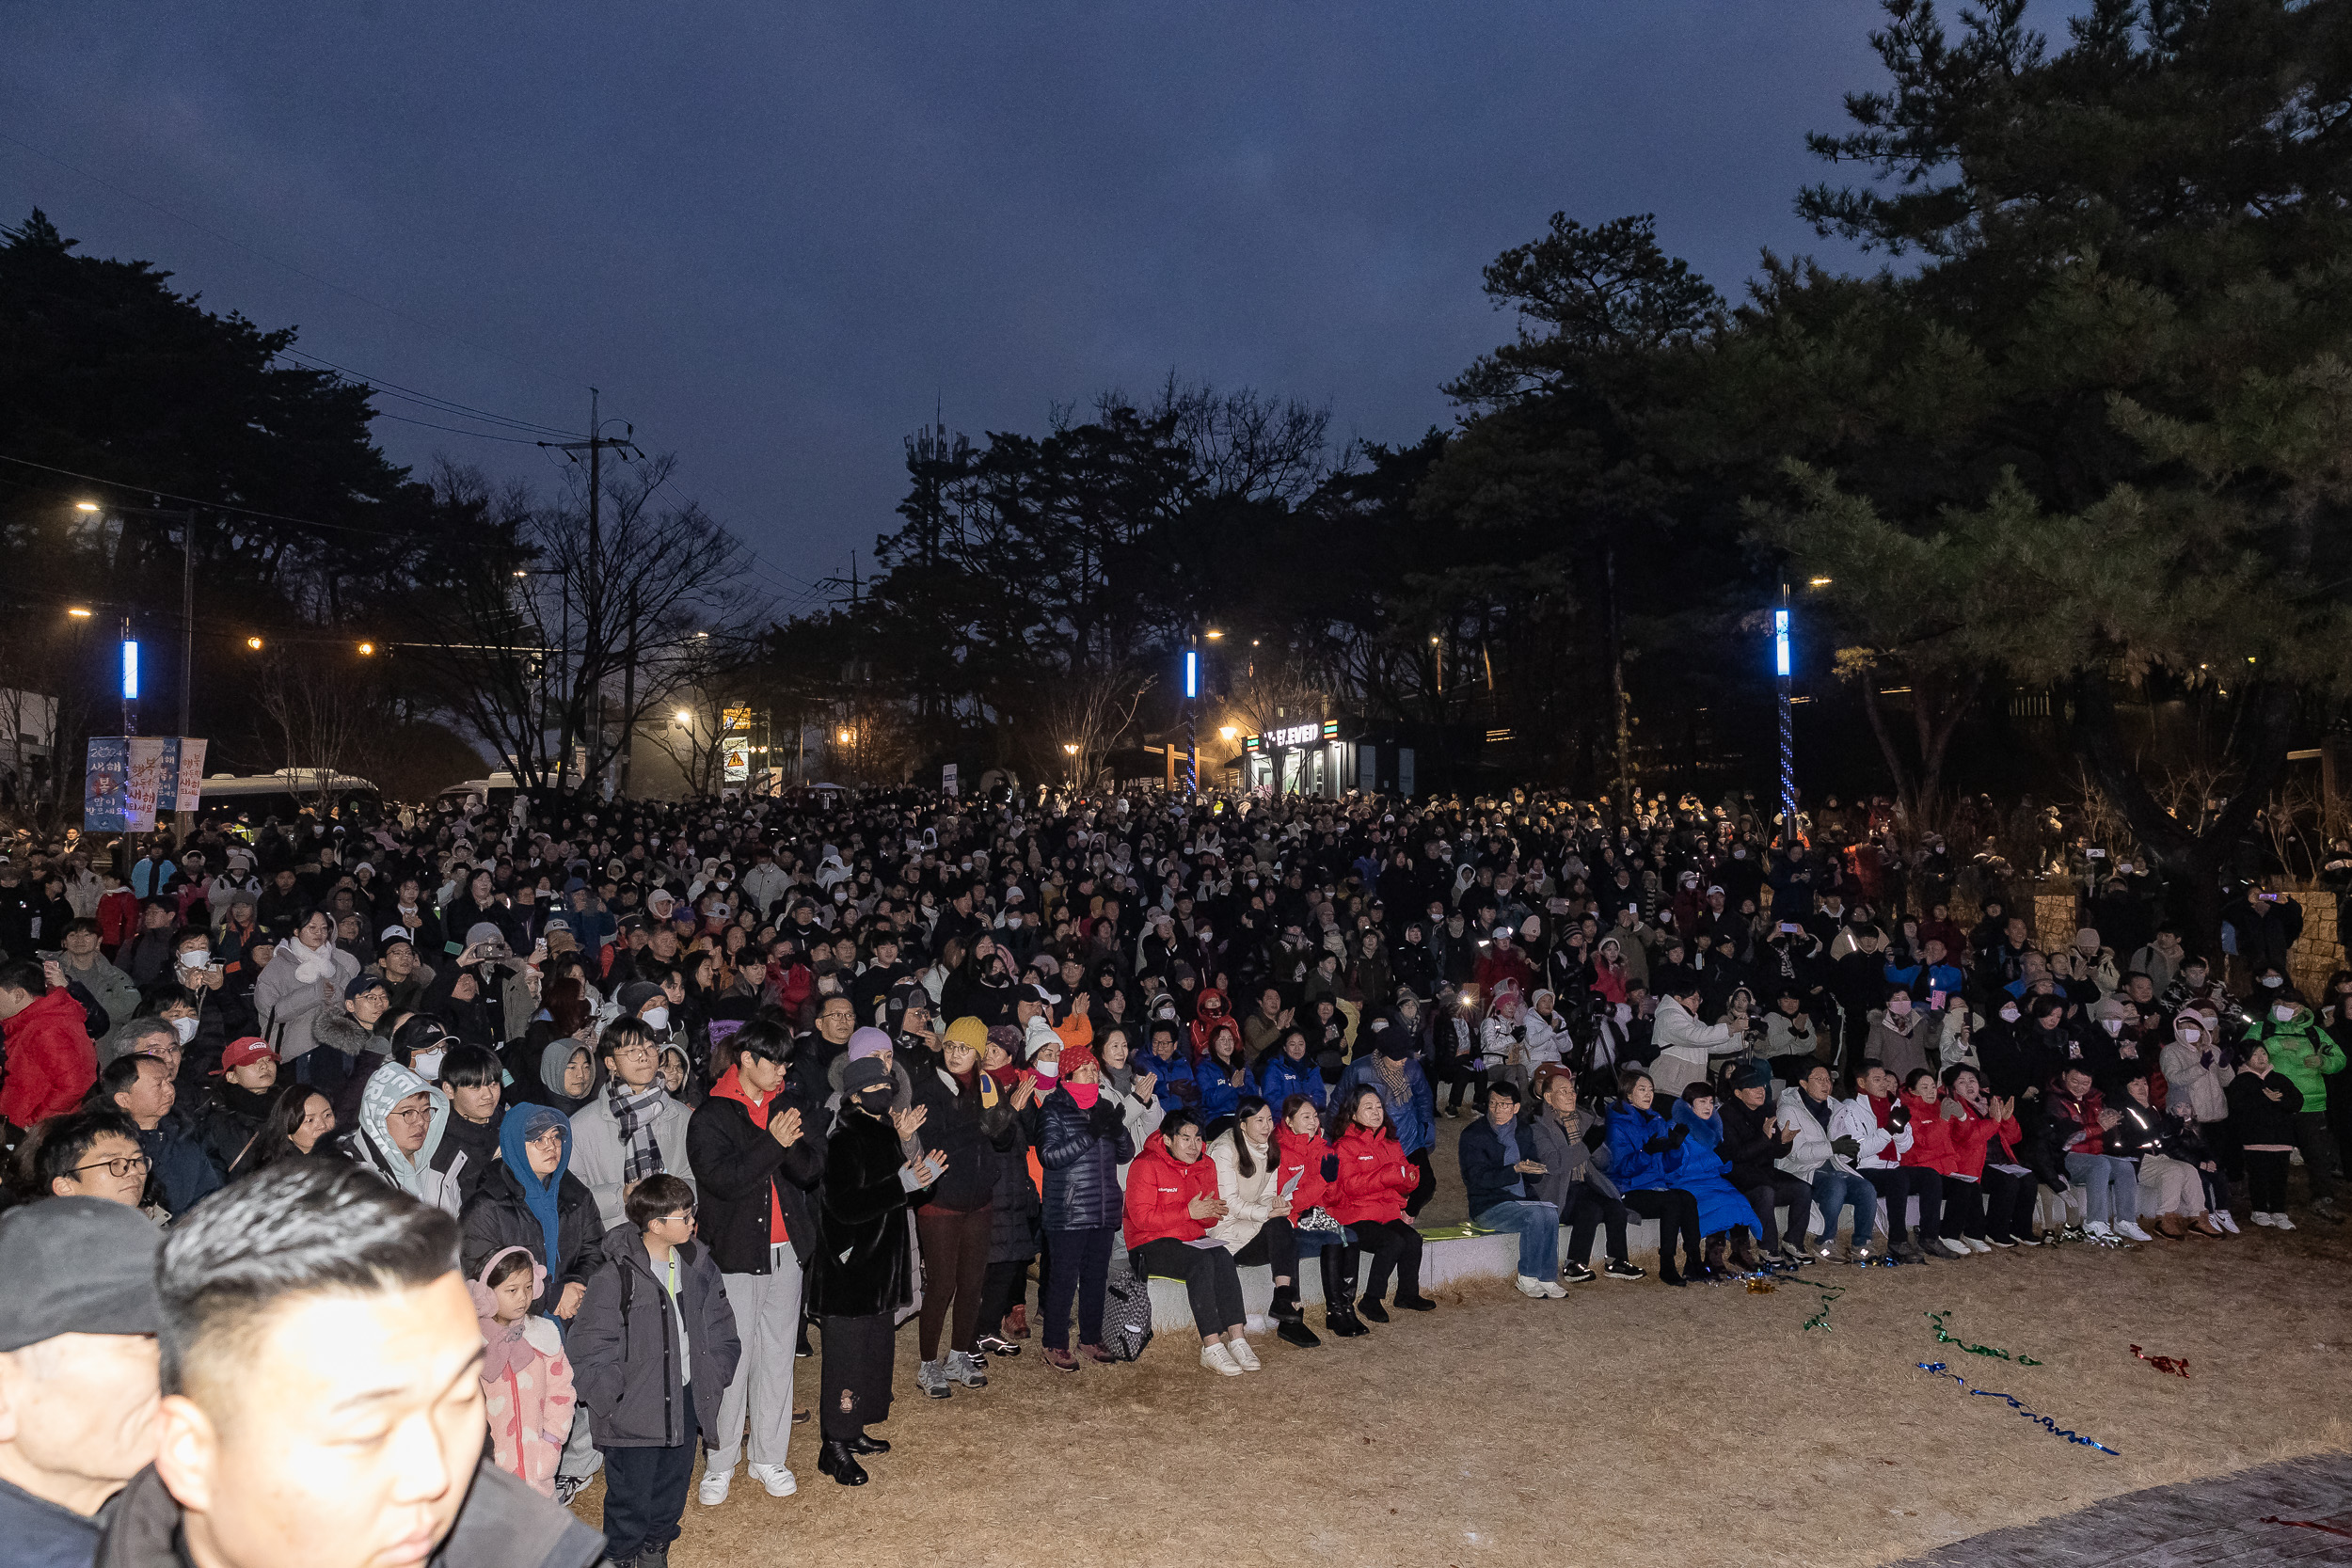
[1, 2, 2075, 610]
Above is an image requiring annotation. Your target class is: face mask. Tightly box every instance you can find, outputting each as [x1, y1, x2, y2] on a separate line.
[855, 1085, 894, 1116]
[2261, 974, 2284, 989]
[1999, 1006, 2020, 1023]
[643, 1006, 671, 1031]
[2177, 1026, 2201, 1045]
[173, 1016, 199, 1042]
[2101, 1018, 2123, 1035]
[178, 949, 210, 972]
[1065, 1080, 1102, 1109]
[1732, 848, 1746, 859]
[2273, 1004, 2296, 1022]
[1888, 999, 1912, 1017]
[410, 1047, 448, 1081]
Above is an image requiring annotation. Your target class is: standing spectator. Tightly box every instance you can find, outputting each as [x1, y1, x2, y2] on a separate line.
[811, 1056, 938, 1485]
[469, 1247, 577, 1499]
[2229, 1043, 2306, 1228]
[458, 1106, 603, 1325]
[908, 1017, 1024, 1400]
[253, 909, 358, 1094]
[0, 1197, 164, 1568]
[2238, 995, 2344, 1222]
[569, 1019, 695, 1228]
[92, 1054, 219, 1218]
[105, 1161, 605, 1568]
[1, 959, 98, 1139]
[686, 1019, 823, 1505]
[1035, 1046, 1135, 1372]
[571, 1173, 740, 1568]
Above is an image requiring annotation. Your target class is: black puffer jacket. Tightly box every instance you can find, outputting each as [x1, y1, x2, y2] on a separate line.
[990, 1100, 1043, 1264]
[1718, 1093, 1796, 1190]
[1038, 1085, 1134, 1231]
[908, 1062, 1016, 1212]
[458, 1161, 606, 1317]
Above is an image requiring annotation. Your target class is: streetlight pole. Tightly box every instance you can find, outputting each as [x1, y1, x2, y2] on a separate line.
[76, 499, 197, 736]
[1184, 634, 1199, 798]
[1774, 578, 1796, 846]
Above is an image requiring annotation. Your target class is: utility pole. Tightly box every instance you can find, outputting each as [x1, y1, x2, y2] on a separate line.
[619, 582, 639, 796]
[177, 510, 196, 737]
[542, 389, 640, 797]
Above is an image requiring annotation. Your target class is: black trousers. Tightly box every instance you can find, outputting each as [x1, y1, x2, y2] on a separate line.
[1865, 1166, 1943, 1243]
[1232, 1216, 1300, 1281]
[1940, 1174, 1984, 1239]
[1982, 1168, 2040, 1242]
[976, 1258, 1028, 1339]
[1406, 1149, 1438, 1217]
[1344, 1217, 1424, 1303]
[1041, 1226, 1114, 1349]
[1560, 1184, 1630, 1264]
[1132, 1237, 1248, 1337]
[599, 1395, 699, 1560]
[1739, 1173, 1814, 1252]
[2246, 1148, 2291, 1212]
[1443, 1060, 1490, 1113]
[1623, 1187, 1702, 1272]
[818, 1312, 895, 1441]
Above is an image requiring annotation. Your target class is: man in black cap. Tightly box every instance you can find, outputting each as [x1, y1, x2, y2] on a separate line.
[0, 1197, 165, 1567]
[99, 1160, 603, 1568]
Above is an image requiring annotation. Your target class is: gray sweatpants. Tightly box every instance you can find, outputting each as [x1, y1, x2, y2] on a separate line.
[706, 1244, 804, 1477]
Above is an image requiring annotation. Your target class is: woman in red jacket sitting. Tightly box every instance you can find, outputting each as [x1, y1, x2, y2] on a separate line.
[1897, 1068, 1973, 1257]
[1939, 1066, 2040, 1248]
[1122, 1110, 1260, 1377]
[1274, 1095, 1354, 1338]
[1327, 1085, 1437, 1329]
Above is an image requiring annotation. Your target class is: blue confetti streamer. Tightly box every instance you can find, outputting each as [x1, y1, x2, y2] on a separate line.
[1915, 1362, 2120, 1455]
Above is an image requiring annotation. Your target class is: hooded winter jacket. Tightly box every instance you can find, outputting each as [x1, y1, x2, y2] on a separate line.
[569, 1224, 740, 1449]
[0, 987, 96, 1127]
[343, 1062, 456, 1211]
[2242, 1006, 2346, 1102]
[459, 1115, 605, 1317]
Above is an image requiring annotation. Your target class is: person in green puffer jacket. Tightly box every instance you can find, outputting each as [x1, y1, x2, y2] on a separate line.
[2240, 995, 2345, 1218]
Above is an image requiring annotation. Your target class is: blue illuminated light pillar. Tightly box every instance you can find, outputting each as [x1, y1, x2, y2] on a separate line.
[121, 621, 140, 737]
[1773, 585, 1794, 844]
[1183, 646, 1199, 796]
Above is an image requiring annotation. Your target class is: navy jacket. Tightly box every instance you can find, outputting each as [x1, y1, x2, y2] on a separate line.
[1457, 1112, 1540, 1216]
[1038, 1085, 1135, 1230]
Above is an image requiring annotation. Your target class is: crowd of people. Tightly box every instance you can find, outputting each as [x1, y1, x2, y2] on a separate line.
[0, 779, 2345, 1567]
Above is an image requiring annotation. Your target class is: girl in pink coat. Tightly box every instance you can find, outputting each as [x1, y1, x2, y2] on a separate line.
[470, 1246, 578, 1497]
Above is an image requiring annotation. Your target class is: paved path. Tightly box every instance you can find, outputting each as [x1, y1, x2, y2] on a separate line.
[1890, 1452, 2352, 1565]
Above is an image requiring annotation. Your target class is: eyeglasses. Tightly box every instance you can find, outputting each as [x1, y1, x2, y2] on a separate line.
[609, 1043, 659, 1061]
[72, 1152, 151, 1180]
[386, 1106, 436, 1124]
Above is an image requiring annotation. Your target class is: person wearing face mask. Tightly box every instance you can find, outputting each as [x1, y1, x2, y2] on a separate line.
[2157, 1008, 2238, 1229]
[812, 1055, 941, 1485]
[2238, 991, 2344, 1221]
[1865, 985, 1931, 1084]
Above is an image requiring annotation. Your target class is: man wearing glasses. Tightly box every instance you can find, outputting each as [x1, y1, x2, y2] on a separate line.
[569, 1019, 695, 1228]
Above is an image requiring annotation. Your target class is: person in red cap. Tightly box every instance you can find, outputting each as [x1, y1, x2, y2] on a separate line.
[195, 1038, 281, 1180]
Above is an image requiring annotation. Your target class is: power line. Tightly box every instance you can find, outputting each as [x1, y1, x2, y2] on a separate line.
[367, 411, 548, 445]
[0, 130, 592, 395]
[0, 452, 449, 543]
[273, 346, 580, 438]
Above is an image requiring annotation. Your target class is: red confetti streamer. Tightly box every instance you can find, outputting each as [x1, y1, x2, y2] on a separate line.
[2129, 1345, 2190, 1380]
[2262, 1516, 2352, 1541]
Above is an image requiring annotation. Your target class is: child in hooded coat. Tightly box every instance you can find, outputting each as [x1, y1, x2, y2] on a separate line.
[470, 1245, 578, 1497]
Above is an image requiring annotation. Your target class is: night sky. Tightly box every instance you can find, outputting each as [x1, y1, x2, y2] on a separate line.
[2, 3, 2065, 610]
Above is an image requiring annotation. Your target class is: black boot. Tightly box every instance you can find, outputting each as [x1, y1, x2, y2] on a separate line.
[1272, 1282, 1322, 1348]
[1702, 1233, 1727, 1280]
[817, 1440, 868, 1486]
[1320, 1249, 1368, 1337]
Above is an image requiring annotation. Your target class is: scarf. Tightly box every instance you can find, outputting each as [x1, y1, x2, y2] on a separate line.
[1373, 1052, 1409, 1105]
[607, 1077, 669, 1184]
[499, 1106, 570, 1281]
[469, 1247, 546, 1386]
[292, 936, 336, 984]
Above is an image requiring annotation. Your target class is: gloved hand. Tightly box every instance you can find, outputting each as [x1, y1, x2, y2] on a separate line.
[1642, 1135, 1673, 1154]
[1088, 1101, 1124, 1135]
[1581, 1123, 1608, 1151]
[1888, 1102, 1911, 1132]
[1832, 1134, 1862, 1161]
[1666, 1123, 1691, 1147]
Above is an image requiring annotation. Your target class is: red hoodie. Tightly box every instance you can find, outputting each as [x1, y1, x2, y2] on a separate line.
[1188, 989, 1232, 1061]
[0, 988, 97, 1128]
[1123, 1130, 1218, 1250]
[706, 1065, 787, 1243]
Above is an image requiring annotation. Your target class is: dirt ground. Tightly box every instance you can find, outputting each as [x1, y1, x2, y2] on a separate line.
[567, 1193, 2352, 1568]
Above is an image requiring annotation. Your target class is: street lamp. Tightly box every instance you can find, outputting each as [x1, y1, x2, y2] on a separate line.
[246, 636, 263, 651]
[357, 641, 375, 656]
[76, 498, 199, 736]
[675, 708, 693, 725]
[67, 607, 91, 620]
[1774, 582, 1796, 845]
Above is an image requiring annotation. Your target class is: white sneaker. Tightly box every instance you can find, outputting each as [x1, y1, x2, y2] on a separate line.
[1966, 1237, 1993, 1254]
[2251, 1211, 2275, 1227]
[2085, 1220, 2116, 1240]
[1539, 1278, 1568, 1298]
[1244, 1314, 1269, 1334]
[1515, 1275, 1549, 1298]
[1937, 1237, 1972, 1257]
[698, 1468, 732, 1506]
[2214, 1210, 2241, 1235]
[2116, 1220, 2153, 1243]
[747, 1463, 796, 1498]
[1200, 1341, 1245, 1377]
[2273, 1212, 2297, 1232]
[1225, 1336, 1262, 1371]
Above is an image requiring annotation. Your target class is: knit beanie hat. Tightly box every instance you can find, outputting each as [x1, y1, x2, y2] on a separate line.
[847, 1026, 893, 1061]
[943, 1016, 989, 1052]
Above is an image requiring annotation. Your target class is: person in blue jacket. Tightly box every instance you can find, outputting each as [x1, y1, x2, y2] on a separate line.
[1331, 1015, 1438, 1215]
[1137, 1020, 1199, 1115]
[1605, 1067, 1707, 1286]
[1256, 1027, 1326, 1116]
[1666, 1084, 1767, 1275]
[1194, 1022, 1248, 1131]
[1884, 938, 1964, 1006]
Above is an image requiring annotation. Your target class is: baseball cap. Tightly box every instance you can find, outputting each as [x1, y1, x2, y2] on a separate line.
[216, 1036, 278, 1073]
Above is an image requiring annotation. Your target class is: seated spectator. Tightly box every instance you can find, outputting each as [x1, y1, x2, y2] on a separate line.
[1456, 1081, 1566, 1297]
[2048, 1064, 2148, 1243]
[1774, 1062, 1885, 1262]
[1209, 1095, 1321, 1346]
[1326, 1085, 1436, 1322]
[191, 1037, 280, 1180]
[1718, 1059, 1811, 1265]
[2106, 1069, 2224, 1240]
[1, 959, 100, 1138]
[1125, 1110, 1261, 1375]
[1605, 1068, 1707, 1285]
[9, 1110, 152, 1212]
[248, 1085, 342, 1174]
[1666, 1083, 1768, 1275]
[1853, 1060, 1942, 1263]
[1525, 1065, 1642, 1282]
[1253, 1026, 1324, 1117]
[90, 1053, 219, 1218]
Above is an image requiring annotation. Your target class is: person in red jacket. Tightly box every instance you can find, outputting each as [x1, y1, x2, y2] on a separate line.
[1272, 1096, 1353, 1336]
[1187, 989, 1234, 1063]
[1326, 1085, 1436, 1328]
[1896, 1069, 1972, 1257]
[1934, 1066, 2026, 1251]
[1472, 927, 1534, 1000]
[1121, 1113, 1260, 1376]
[0, 959, 99, 1135]
[94, 867, 139, 957]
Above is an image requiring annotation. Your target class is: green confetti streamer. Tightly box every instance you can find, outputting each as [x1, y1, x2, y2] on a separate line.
[1927, 1310, 2043, 1366]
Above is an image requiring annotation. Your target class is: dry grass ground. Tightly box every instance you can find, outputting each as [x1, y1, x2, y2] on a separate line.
[570, 1206, 2352, 1568]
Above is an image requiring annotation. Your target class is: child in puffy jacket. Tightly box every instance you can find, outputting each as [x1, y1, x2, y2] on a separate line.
[469, 1246, 577, 1498]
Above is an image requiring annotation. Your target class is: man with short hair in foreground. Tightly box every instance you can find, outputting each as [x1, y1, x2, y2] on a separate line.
[97, 1160, 604, 1568]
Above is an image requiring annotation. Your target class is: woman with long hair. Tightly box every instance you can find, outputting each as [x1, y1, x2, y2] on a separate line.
[1209, 1094, 1318, 1348]
[1324, 1085, 1434, 1326]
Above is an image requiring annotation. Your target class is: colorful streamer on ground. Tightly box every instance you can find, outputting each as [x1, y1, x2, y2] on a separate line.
[2261, 1516, 2352, 1541]
[2129, 1344, 2190, 1380]
[1914, 1363, 2120, 1455]
[1802, 1282, 1847, 1332]
[1929, 1311, 2044, 1366]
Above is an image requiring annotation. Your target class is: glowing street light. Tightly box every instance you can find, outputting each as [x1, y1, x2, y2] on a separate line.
[74, 500, 101, 514]
[246, 636, 263, 651]
[66, 607, 92, 619]
[1808, 576, 1834, 587]
[1218, 726, 1237, 741]
[358, 641, 375, 656]
[674, 709, 693, 725]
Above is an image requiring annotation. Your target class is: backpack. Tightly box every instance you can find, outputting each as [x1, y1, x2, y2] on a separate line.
[1101, 1250, 1152, 1362]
